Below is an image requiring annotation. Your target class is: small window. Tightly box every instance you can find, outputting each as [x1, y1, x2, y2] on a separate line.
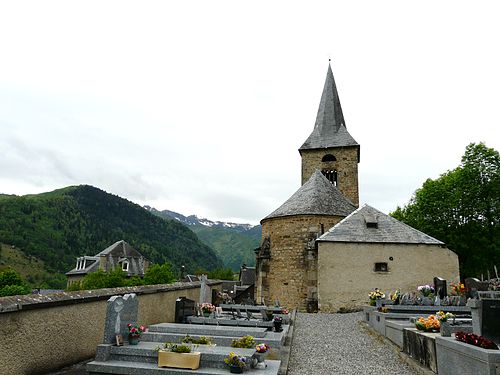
[322, 154, 336, 162]
[374, 262, 388, 272]
[122, 260, 129, 272]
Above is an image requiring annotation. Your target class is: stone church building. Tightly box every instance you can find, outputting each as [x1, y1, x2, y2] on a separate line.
[255, 64, 459, 311]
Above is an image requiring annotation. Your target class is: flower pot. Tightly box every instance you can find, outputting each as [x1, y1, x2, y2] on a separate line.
[128, 334, 140, 345]
[254, 351, 266, 363]
[203, 311, 211, 318]
[229, 365, 243, 374]
[158, 351, 201, 369]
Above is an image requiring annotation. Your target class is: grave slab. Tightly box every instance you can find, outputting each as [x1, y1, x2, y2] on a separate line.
[436, 336, 500, 375]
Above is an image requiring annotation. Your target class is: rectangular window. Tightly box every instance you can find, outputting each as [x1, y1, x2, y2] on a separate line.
[374, 262, 388, 272]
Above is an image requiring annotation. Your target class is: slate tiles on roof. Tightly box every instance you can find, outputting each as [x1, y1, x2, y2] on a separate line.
[262, 170, 357, 221]
[318, 204, 445, 245]
[299, 64, 359, 151]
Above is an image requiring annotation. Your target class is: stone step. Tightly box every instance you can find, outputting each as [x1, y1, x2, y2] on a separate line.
[87, 359, 280, 375]
[148, 323, 269, 338]
[95, 341, 270, 368]
[188, 316, 275, 328]
[141, 330, 286, 349]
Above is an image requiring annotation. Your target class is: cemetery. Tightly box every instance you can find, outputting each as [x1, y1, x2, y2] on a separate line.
[364, 276, 500, 375]
[87, 283, 292, 375]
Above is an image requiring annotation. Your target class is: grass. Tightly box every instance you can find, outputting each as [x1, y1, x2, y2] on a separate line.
[0, 243, 63, 288]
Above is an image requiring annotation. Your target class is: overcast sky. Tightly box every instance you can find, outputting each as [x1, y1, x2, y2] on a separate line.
[1, 1, 499, 224]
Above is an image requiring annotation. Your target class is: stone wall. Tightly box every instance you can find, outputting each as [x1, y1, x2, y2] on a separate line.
[0, 281, 221, 375]
[257, 215, 343, 310]
[317, 242, 460, 312]
[300, 146, 359, 206]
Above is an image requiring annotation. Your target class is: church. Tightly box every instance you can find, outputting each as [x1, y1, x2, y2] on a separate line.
[254, 64, 460, 312]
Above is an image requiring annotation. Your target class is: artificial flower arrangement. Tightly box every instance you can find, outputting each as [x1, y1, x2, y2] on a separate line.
[415, 315, 440, 332]
[127, 323, 147, 336]
[273, 316, 283, 323]
[450, 282, 467, 296]
[368, 288, 385, 306]
[436, 311, 454, 322]
[224, 352, 247, 368]
[455, 332, 499, 350]
[417, 284, 435, 298]
[390, 289, 401, 302]
[231, 335, 255, 349]
[200, 303, 216, 314]
[255, 343, 271, 353]
[281, 308, 289, 315]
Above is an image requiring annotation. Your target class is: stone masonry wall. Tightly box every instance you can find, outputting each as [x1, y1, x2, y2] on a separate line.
[258, 215, 343, 310]
[317, 242, 460, 312]
[0, 281, 221, 375]
[300, 146, 359, 206]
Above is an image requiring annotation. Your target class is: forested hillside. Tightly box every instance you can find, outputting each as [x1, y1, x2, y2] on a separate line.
[0, 185, 223, 288]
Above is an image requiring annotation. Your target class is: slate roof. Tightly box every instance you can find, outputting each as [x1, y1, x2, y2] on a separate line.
[262, 170, 357, 222]
[66, 240, 148, 277]
[299, 64, 359, 153]
[317, 204, 445, 245]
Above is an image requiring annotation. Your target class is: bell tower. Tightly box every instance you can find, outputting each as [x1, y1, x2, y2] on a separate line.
[299, 64, 360, 206]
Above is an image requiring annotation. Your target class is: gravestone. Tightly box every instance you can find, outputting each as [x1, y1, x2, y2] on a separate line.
[199, 274, 210, 304]
[464, 277, 489, 299]
[468, 291, 500, 343]
[103, 293, 138, 344]
[433, 277, 447, 299]
[175, 296, 196, 323]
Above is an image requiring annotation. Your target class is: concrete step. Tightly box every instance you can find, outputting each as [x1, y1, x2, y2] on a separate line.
[148, 323, 269, 338]
[87, 359, 280, 375]
[141, 331, 286, 349]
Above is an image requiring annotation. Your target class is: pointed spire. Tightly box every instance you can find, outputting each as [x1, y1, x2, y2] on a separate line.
[299, 64, 358, 151]
[316, 63, 345, 132]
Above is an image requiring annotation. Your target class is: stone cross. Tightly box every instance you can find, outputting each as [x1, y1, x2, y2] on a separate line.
[103, 293, 138, 344]
[199, 274, 210, 304]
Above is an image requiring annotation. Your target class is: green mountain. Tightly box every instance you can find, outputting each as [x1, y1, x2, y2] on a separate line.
[145, 207, 262, 271]
[0, 185, 223, 288]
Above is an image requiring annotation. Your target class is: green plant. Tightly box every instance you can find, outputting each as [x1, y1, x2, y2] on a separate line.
[0, 269, 30, 296]
[163, 343, 192, 353]
[181, 335, 213, 345]
[231, 335, 255, 349]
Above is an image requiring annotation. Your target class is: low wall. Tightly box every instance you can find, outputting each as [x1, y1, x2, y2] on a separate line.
[0, 281, 221, 375]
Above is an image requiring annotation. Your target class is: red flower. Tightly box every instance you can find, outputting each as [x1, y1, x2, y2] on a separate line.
[127, 323, 132, 327]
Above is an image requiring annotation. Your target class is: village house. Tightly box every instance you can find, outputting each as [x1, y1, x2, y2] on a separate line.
[66, 240, 150, 287]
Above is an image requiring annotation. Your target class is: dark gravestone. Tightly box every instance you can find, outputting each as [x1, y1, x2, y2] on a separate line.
[482, 299, 500, 343]
[478, 292, 500, 343]
[433, 277, 447, 299]
[175, 297, 195, 323]
[465, 277, 489, 299]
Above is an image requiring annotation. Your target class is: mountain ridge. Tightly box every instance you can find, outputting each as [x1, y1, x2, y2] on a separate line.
[0, 185, 224, 288]
[145, 207, 262, 270]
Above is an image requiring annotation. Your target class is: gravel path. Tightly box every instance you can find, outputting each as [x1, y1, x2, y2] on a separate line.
[288, 312, 418, 375]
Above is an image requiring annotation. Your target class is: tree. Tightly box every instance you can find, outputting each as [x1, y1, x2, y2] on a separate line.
[391, 143, 500, 278]
[0, 269, 30, 296]
[143, 263, 175, 285]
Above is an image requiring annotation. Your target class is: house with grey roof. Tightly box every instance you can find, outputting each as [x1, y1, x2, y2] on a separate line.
[66, 240, 150, 288]
[315, 205, 459, 311]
